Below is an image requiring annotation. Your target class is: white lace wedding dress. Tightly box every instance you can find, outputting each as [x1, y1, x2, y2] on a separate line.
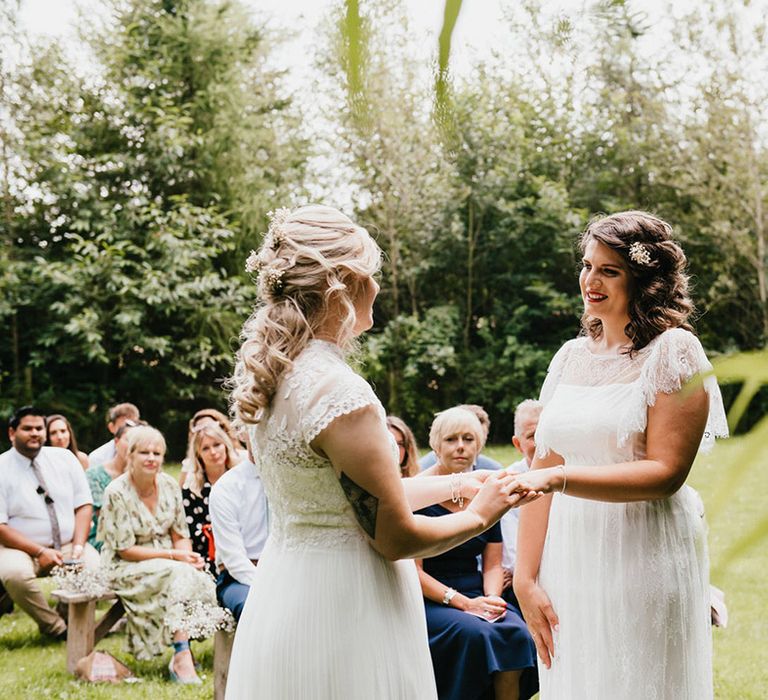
[534, 328, 728, 700]
[225, 340, 437, 699]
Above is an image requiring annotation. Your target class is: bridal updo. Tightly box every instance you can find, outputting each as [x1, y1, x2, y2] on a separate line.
[230, 205, 381, 426]
[579, 210, 694, 353]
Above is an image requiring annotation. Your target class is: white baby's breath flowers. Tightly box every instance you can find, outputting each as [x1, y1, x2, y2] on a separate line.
[163, 580, 235, 638]
[245, 250, 262, 274]
[260, 266, 285, 295]
[629, 241, 653, 266]
[51, 565, 111, 597]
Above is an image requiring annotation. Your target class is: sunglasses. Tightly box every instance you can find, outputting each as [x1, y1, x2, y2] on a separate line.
[36, 485, 54, 505]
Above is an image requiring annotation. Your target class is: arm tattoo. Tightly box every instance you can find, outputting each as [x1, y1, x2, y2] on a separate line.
[339, 471, 379, 539]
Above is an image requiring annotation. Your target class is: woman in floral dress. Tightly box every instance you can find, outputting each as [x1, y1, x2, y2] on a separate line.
[98, 426, 221, 684]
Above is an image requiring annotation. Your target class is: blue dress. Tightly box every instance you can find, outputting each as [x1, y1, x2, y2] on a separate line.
[418, 504, 539, 700]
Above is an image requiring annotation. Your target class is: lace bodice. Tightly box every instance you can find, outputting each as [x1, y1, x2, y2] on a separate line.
[536, 328, 729, 464]
[248, 340, 386, 550]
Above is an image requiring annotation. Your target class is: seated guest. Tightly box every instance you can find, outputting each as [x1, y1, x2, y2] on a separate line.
[46, 414, 89, 469]
[85, 422, 136, 550]
[500, 400, 542, 598]
[209, 458, 268, 621]
[182, 424, 240, 574]
[88, 402, 140, 467]
[386, 415, 420, 477]
[0, 406, 99, 639]
[178, 408, 247, 488]
[419, 404, 502, 471]
[416, 407, 538, 700]
[98, 426, 218, 684]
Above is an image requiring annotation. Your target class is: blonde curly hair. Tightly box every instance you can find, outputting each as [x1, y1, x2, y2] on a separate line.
[230, 204, 381, 426]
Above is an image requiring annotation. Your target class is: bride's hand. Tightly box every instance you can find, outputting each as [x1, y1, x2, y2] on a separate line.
[514, 578, 559, 669]
[509, 466, 564, 495]
[467, 471, 541, 525]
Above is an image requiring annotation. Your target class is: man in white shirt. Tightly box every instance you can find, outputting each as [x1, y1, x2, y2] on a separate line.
[0, 406, 99, 638]
[87, 402, 140, 467]
[500, 399, 543, 600]
[209, 459, 268, 621]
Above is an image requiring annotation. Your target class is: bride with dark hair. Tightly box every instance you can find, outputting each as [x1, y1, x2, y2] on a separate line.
[225, 205, 540, 699]
[512, 211, 729, 699]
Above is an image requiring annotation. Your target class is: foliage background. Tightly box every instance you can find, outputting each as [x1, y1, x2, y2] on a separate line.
[1, 0, 766, 455]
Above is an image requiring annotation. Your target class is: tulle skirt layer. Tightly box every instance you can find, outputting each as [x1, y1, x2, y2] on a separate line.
[538, 486, 712, 700]
[226, 536, 437, 699]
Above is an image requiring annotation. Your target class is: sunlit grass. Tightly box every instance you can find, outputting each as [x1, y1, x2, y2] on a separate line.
[1, 449, 764, 697]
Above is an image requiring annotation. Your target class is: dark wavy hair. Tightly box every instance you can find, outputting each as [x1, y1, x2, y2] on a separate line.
[579, 211, 694, 353]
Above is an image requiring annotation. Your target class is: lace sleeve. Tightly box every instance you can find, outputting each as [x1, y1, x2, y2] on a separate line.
[301, 368, 385, 446]
[639, 328, 729, 452]
[539, 339, 577, 406]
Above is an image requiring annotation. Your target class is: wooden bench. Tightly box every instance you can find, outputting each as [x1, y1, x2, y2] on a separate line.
[51, 589, 125, 674]
[214, 627, 235, 700]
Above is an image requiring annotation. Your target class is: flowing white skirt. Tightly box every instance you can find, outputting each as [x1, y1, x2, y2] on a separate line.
[225, 535, 437, 699]
[538, 486, 712, 700]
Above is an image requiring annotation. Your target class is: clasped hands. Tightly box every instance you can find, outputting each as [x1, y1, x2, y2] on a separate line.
[470, 466, 565, 504]
[168, 549, 206, 570]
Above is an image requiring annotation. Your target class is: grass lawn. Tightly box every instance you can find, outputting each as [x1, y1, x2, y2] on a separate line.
[1, 447, 766, 698]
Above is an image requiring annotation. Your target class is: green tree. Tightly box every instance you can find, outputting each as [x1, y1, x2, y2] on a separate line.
[0, 0, 306, 451]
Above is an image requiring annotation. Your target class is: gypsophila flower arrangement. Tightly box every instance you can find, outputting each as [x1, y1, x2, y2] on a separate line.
[163, 574, 234, 638]
[164, 597, 235, 638]
[51, 564, 111, 597]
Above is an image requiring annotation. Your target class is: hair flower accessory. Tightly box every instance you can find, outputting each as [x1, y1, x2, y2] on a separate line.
[261, 265, 285, 296]
[267, 207, 291, 229]
[245, 250, 262, 274]
[264, 207, 291, 250]
[628, 241, 653, 266]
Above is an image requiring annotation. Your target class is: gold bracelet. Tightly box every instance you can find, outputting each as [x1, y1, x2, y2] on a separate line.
[168, 550, 174, 560]
[558, 465, 567, 494]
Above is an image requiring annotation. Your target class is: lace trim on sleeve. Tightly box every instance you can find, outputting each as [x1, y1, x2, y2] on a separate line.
[536, 339, 576, 458]
[302, 373, 384, 446]
[618, 328, 729, 452]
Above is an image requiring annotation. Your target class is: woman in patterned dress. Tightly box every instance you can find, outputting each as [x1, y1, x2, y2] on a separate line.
[98, 425, 219, 684]
[182, 423, 241, 574]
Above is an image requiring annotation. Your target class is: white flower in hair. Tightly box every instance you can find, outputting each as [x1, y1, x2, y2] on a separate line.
[267, 207, 292, 229]
[629, 241, 653, 266]
[245, 250, 262, 273]
[261, 265, 285, 295]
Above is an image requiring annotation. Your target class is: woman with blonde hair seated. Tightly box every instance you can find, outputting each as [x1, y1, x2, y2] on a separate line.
[416, 406, 538, 700]
[182, 423, 241, 573]
[98, 426, 220, 684]
[178, 408, 247, 487]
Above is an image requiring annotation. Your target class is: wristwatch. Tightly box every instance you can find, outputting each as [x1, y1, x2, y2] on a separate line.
[442, 587, 457, 606]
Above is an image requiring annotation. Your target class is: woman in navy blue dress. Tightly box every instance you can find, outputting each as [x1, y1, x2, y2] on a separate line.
[417, 407, 538, 700]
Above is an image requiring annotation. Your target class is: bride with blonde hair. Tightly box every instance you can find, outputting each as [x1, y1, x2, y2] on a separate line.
[225, 205, 540, 699]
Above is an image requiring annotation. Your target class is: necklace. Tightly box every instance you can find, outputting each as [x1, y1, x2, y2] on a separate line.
[133, 477, 156, 499]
